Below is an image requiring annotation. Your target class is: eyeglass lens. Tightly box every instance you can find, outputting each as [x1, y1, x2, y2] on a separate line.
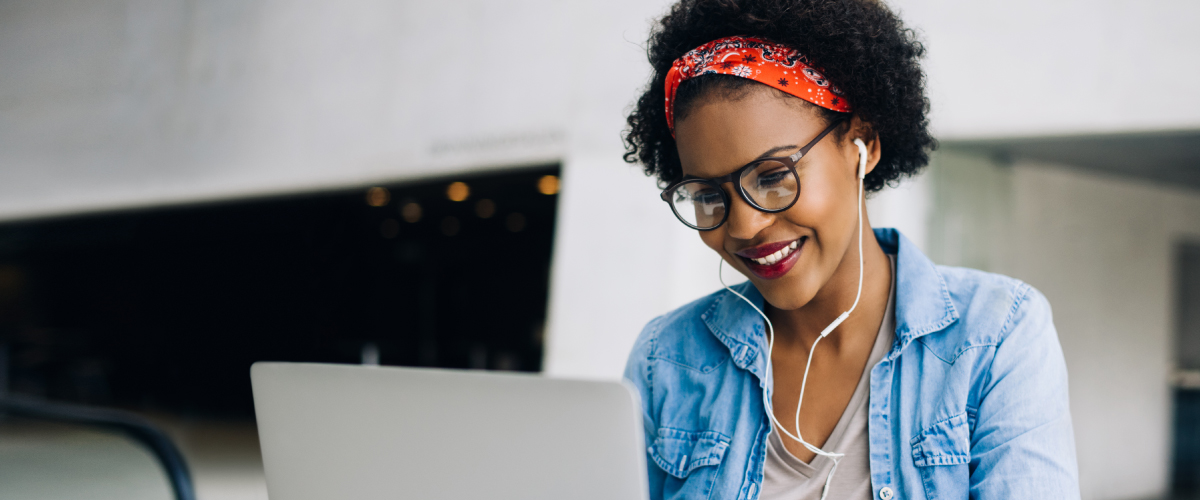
[740, 160, 798, 210]
[669, 181, 726, 229]
[668, 161, 800, 230]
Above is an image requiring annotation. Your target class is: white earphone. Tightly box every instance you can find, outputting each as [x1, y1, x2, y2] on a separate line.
[854, 137, 868, 179]
[718, 137, 868, 500]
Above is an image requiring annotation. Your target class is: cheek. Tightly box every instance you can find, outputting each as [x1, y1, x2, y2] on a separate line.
[787, 172, 841, 229]
[698, 230, 725, 254]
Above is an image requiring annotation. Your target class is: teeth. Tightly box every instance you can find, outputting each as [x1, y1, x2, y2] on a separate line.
[751, 240, 800, 265]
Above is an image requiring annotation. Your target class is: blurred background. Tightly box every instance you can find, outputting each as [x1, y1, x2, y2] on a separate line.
[0, 0, 1197, 499]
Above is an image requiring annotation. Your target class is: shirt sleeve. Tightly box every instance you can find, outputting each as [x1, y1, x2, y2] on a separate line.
[969, 284, 1081, 499]
[623, 316, 665, 500]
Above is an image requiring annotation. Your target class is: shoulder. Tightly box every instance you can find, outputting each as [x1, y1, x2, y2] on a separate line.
[916, 265, 1054, 362]
[624, 286, 737, 382]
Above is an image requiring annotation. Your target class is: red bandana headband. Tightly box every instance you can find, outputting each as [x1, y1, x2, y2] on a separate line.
[664, 36, 852, 132]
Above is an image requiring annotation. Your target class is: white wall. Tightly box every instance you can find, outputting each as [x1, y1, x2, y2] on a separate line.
[929, 151, 1200, 500]
[0, 0, 575, 220]
[892, 0, 1200, 138]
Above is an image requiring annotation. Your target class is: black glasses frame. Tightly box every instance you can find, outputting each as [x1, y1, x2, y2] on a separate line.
[660, 117, 847, 231]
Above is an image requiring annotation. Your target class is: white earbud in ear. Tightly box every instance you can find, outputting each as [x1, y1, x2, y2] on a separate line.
[853, 138, 868, 180]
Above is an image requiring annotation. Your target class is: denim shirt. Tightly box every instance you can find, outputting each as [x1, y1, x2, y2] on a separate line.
[623, 228, 1079, 500]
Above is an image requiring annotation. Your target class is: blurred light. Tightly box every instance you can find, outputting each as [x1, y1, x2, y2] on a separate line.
[493, 351, 519, 371]
[365, 187, 390, 207]
[446, 182, 470, 202]
[441, 216, 460, 236]
[537, 175, 559, 195]
[401, 202, 422, 223]
[380, 219, 400, 239]
[506, 213, 526, 233]
[475, 199, 496, 219]
[361, 343, 380, 366]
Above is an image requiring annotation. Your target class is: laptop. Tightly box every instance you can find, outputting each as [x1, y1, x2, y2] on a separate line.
[250, 362, 649, 500]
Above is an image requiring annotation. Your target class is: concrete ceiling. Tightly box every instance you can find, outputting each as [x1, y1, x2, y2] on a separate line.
[943, 130, 1200, 191]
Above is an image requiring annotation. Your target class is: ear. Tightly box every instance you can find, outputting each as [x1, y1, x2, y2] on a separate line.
[861, 134, 882, 177]
[847, 116, 881, 177]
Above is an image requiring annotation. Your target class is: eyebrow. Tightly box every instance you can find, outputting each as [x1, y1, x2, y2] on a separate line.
[754, 144, 800, 161]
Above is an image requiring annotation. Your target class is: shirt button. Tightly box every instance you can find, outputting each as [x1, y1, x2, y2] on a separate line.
[879, 486, 894, 500]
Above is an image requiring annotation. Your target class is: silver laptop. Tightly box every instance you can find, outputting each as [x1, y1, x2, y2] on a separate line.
[250, 362, 649, 500]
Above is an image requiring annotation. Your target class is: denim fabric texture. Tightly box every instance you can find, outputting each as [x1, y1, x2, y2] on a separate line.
[623, 228, 1080, 500]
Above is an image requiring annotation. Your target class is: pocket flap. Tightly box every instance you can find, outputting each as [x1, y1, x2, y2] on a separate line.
[910, 412, 971, 467]
[649, 427, 731, 478]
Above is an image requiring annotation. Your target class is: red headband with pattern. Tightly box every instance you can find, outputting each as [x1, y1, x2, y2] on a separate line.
[664, 36, 852, 132]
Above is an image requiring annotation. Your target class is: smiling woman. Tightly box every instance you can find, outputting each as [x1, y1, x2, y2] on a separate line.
[620, 1, 1079, 500]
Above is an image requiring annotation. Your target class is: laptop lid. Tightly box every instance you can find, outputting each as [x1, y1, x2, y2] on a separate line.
[251, 362, 649, 500]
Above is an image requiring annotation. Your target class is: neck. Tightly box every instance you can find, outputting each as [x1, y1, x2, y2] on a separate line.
[767, 211, 892, 353]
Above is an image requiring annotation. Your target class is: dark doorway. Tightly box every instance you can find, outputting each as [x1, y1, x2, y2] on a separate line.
[0, 166, 560, 418]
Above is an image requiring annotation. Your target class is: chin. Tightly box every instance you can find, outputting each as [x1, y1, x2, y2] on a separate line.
[751, 274, 818, 312]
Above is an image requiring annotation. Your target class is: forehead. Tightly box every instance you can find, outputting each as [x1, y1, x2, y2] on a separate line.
[673, 90, 828, 179]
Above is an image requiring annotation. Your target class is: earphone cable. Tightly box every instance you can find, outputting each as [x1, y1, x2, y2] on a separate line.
[716, 138, 868, 500]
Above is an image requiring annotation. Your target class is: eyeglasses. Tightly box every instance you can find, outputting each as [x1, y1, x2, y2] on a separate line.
[660, 118, 845, 230]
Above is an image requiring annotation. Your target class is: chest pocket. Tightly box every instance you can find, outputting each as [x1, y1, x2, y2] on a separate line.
[649, 427, 730, 500]
[910, 412, 971, 499]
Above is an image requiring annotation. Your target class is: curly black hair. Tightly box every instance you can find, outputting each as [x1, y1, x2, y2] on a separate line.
[623, 0, 936, 193]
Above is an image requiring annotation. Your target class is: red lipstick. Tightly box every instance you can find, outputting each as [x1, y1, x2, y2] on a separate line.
[735, 237, 805, 280]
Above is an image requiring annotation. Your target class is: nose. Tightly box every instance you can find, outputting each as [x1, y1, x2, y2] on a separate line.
[722, 183, 773, 240]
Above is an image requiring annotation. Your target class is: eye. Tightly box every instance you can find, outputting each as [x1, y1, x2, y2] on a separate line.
[755, 168, 790, 188]
[693, 189, 723, 205]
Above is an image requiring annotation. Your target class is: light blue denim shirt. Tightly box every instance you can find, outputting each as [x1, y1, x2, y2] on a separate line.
[623, 228, 1079, 500]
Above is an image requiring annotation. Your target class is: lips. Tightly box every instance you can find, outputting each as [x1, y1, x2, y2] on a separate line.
[735, 237, 806, 280]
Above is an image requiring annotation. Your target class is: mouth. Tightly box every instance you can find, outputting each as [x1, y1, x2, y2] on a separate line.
[735, 237, 806, 280]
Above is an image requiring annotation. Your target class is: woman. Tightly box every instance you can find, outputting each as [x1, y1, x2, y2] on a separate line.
[621, 1, 1079, 499]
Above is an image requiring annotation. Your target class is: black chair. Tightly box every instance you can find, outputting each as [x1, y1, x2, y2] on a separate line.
[0, 395, 196, 500]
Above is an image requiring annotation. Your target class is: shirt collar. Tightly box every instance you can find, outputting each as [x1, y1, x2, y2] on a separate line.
[700, 228, 960, 381]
